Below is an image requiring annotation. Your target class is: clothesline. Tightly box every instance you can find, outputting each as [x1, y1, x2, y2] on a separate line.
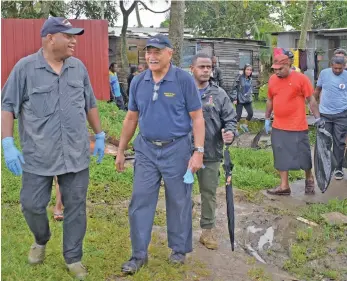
[276, 47, 343, 51]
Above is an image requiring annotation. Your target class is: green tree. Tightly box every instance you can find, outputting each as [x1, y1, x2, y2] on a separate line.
[1, 0, 119, 26]
[1, 1, 66, 19]
[280, 0, 347, 30]
[184, 1, 282, 38]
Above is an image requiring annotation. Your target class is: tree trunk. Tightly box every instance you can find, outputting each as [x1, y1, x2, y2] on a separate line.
[100, 0, 105, 20]
[298, 0, 314, 50]
[119, 1, 138, 89]
[168, 0, 185, 67]
[135, 3, 143, 27]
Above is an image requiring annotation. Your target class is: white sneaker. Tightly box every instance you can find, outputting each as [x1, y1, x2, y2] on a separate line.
[334, 170, 344, 180]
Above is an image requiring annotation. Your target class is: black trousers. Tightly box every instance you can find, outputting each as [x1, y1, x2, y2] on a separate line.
[321, 109, 347, 171]
[236, 102, 253, 122]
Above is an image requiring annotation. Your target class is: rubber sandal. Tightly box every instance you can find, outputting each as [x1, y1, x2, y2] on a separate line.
[53, 212, 64, 221]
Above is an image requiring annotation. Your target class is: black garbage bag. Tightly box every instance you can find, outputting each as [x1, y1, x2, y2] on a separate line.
[314, 128, 334, 193]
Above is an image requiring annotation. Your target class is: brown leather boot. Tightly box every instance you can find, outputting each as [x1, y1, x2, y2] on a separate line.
[199, 229, 218, 250]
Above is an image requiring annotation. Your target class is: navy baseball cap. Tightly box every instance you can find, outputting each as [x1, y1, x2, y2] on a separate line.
[144, 34, 173, 50]
[40, 17, 84, 37]
[284, 50, 294, 59]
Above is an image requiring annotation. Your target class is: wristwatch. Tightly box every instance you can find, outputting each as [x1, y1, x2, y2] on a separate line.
[193, 146, 204, 153]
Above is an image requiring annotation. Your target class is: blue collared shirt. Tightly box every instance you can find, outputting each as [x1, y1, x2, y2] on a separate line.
[128, 65, 201, 140]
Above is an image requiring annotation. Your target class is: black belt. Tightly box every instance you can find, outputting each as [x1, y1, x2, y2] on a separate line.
[142, 135, 186, 147]
[147, 139, 176, 147]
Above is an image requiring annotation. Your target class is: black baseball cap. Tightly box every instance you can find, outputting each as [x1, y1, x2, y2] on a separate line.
[144, 34, 173, 50]
[284, 50, 294, 59]
[40, 17, 84, 37]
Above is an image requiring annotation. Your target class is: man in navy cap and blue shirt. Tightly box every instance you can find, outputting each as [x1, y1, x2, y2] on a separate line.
[116, 34, 205, 274]
[1, 17, 105, 280]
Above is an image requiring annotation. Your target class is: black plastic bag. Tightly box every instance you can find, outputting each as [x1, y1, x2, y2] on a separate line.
[314, 128, 334, 193]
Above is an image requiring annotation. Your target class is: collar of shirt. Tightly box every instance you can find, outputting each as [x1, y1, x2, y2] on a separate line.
[144, 63, 176, 83]
[199, 84, 209, 96]
[34, 48, 76, 73]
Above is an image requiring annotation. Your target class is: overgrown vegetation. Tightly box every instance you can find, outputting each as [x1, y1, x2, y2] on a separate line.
[283, 199, 347, 281]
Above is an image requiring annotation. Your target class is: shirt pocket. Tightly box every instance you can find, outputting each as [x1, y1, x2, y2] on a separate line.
[30, 85, 57, 118]
[67, 80, 85, 108]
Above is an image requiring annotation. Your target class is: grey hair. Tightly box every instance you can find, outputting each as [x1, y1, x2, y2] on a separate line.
[333, 48, 347, 56]
[331, 56, 346, 65]
[191, 53, 212, 65]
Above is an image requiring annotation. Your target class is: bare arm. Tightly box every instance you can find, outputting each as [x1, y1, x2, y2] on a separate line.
[265, 98, 273, 119]
[306, 95, 320, 119]
[87, 108, 102, 134]
[313, 86, 322, 103]
[189, 109, 205, 148]
[118, 110, 139, 152]
[1, 111, 15, 139]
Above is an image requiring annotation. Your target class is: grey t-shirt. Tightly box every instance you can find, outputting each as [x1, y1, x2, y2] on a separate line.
[1, 49, 97, 176]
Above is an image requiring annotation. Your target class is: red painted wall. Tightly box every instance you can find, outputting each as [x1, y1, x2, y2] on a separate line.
[1, 19, 110, 100]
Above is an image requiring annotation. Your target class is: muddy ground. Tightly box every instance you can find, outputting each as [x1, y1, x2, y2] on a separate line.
[153, 175, 347, 281]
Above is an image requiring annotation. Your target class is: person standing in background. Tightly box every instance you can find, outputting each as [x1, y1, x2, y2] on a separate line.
[211, 56, 224, 90]
[284, 50, 301, 72]
[230, 64, 254, 133]
[109, 62, 125, 110]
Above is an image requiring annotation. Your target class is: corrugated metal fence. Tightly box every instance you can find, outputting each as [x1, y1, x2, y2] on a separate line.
[1, 19, 109, 100]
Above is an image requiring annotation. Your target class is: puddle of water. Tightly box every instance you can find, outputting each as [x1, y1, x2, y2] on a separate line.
[258, 226, 274, 250]
[247, 225, 263, 234]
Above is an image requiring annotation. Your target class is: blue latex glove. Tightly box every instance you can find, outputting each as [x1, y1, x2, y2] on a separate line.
[2, 137, 25, 176]
[183, 169, 194, 184]
[93, 131, 105, 163]
[265, 119, 272, 134]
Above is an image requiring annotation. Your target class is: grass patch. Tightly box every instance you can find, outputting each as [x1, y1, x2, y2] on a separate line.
[1, 103, 210, 281]
[252, 100, 266, 111]
[247, 267, 272, 281]
[283, 199, 347, 280]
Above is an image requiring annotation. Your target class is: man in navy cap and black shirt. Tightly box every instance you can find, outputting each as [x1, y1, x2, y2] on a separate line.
[116, 34, 205, 274]
[1, 17, 105, 280]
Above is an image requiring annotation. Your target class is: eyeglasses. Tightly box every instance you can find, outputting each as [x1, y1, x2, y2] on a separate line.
[153, 84, 160, 101]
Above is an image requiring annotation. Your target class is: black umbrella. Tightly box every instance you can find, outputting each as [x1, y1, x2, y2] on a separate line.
[222, 144, 235, 251]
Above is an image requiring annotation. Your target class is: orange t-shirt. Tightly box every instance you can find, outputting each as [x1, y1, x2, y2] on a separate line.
[268, 71, 313, 131]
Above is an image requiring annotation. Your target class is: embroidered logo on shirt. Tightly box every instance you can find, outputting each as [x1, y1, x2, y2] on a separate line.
[164, 92, 176, 97]
[207, 95, 215, 106]
[339, 83, 346, 90]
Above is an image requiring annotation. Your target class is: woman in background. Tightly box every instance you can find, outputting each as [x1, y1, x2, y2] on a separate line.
[230, 64, 254, 132]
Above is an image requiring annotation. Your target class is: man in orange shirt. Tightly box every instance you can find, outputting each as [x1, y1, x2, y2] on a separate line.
[265, 54, 323, 195]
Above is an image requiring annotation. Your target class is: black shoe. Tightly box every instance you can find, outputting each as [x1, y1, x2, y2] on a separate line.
[121, 257, 148, 274]
[169, 251, 186, 265]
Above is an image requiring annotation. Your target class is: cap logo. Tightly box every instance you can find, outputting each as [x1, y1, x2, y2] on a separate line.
[62, 19, 72, 26]
[150, 38, 160, 42]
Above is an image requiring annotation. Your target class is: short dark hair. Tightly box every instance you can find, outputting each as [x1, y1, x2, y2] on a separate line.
[130, 66, 137, 74]
[334, 48, 347, 56]
[331, 56, 345, 65]
[109, 62, 116, 71]
[191, 53, 212, 65]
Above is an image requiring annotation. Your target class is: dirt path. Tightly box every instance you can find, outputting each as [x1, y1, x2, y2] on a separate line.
[153, 173, 346, 281]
